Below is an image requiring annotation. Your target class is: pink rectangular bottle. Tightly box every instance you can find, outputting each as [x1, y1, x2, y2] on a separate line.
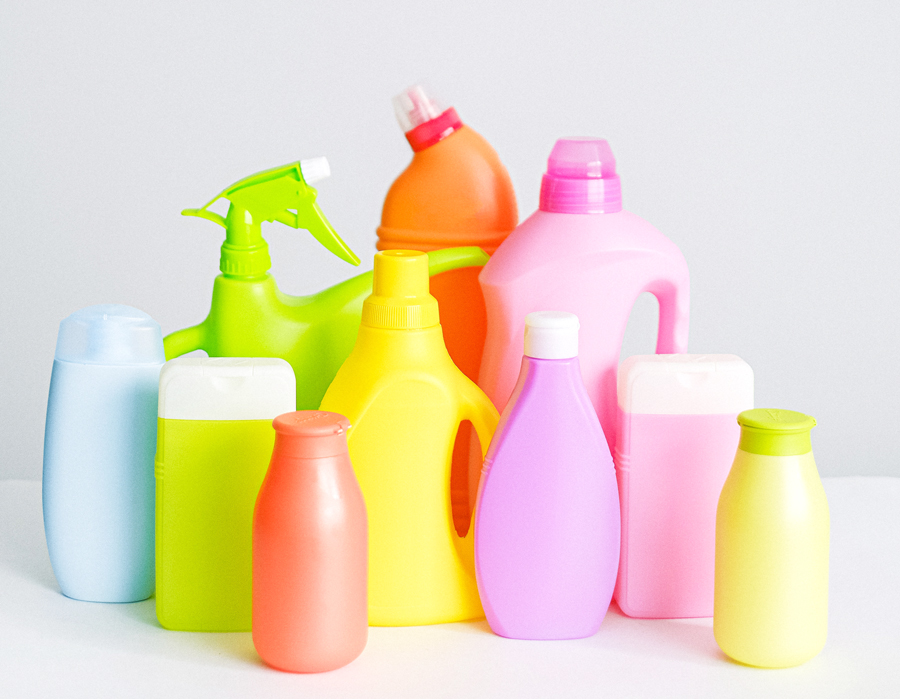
[614, 354, 753, 618]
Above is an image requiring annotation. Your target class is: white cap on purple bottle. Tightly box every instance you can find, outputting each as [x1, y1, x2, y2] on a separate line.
[524, 311, 580, 360]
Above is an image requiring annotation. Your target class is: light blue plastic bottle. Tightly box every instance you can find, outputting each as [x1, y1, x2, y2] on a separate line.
[42, 305, 165, 602]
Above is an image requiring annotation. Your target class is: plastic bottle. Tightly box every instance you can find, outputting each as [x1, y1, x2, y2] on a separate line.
[253, 411, 367, 673]
[714, 409, 829, 668]
[474, 312, 620, 639]
[155, 357, 295, 631]
[164, 158, 490, 410]
[379, 85, 518, 533]
[479, 138, 690, 453]
[319, 250, 499, 626]
[615, 354, 754, 619]
[43, 304, 164, 602]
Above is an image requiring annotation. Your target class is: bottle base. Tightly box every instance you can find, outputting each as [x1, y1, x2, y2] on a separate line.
[59, 587, 153, 605]
[368, 605, 484, 627]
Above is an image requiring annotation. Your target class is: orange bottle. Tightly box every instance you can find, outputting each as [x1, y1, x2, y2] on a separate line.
[378, 85, 518, 533]
[252, 411, 367, 673]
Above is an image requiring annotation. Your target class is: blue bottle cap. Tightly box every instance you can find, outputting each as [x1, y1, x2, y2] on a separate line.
[54, 304, 165, 366]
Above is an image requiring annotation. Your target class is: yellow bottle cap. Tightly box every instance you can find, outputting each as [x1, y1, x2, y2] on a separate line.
[362, 250, 440, 330]
[737, 408, 817, 456]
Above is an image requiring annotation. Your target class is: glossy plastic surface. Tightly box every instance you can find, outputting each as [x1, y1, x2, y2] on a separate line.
[479, 197, 690, 455]
[43, 361, 162, 602]
[154, 358, 295, 631]
[158, 357, 295, 420]
[737, 408, 817, 456]
[253, 411, 367, 673]
[614, 354, 753, 619]
[379, 108, 517, 535]
[540, 138, 621, 214]
[54, 304, 165, 365]
[616, 413, 741, 619]
[181, 159, 359, 278]
[715, 421, 829, 668]
[475, 353, 620, 639]
[43, 305, 164, 603]
[319, 252, 499, 626]
[523, 310, 579, 359]
[164, 247, 488, 411]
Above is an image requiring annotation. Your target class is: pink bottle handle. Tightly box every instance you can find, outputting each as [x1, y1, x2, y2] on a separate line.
[647, 276, 690, 355]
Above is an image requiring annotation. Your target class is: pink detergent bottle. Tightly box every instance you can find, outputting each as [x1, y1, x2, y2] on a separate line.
[479, 139, 690, 451]
[474, 312, 620, 640]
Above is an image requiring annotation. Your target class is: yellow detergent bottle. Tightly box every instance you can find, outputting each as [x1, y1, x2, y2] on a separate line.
[319, 250, 499, 626]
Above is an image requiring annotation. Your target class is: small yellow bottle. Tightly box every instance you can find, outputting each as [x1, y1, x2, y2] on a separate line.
[714, 409, 829, 668]
[319, 250, 499, 626]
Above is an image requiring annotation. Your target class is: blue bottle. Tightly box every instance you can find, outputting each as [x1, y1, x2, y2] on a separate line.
[42, 304, 165, 602]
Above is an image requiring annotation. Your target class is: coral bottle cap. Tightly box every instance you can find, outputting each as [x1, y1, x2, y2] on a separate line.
[273, 411, 352, 459]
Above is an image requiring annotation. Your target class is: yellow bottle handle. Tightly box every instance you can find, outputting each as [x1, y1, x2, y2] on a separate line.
[451, 383, 499, 573]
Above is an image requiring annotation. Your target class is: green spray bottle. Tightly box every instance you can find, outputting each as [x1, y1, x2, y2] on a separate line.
[164, 158, 489, 410]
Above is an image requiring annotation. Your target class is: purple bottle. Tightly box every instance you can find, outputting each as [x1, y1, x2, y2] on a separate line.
[474, 311, 620, 639]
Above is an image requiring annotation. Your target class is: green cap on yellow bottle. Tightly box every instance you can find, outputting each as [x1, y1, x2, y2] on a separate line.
[737, 409, 817, 456]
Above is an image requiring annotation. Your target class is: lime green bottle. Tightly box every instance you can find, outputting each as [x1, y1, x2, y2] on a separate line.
[155, 357, 296, 632]
[165, 158, 489, 410]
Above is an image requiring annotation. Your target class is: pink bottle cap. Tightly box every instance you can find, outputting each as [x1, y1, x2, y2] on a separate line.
[393, 85, 463, 152]
[539, 138, 622, 214]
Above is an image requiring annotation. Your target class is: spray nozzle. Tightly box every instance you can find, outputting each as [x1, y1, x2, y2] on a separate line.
[182, 158, 360, 279]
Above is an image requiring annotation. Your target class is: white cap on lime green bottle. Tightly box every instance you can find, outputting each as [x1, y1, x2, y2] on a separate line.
[158, 357, 296, 420]
[524, 312, 579, 359]
[299, 157, 330, 184]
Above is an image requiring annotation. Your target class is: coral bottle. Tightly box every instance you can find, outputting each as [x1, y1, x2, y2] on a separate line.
[253, 411, 367, 673]
[319, 250, 499, 626]
[714, 409, 829, 668]
[379, 85, 518, 533]
[475, 312, 620, 639]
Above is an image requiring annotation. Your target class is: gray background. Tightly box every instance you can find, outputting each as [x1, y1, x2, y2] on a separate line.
[1, 1, 898, 480]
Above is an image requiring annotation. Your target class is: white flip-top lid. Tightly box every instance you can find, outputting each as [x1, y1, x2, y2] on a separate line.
[158, 357, 296, 420]
[618, 354, 753, 415]
[524, 311, 579, 359]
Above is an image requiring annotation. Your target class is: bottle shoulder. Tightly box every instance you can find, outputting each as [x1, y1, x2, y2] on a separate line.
[486, 360, 609, 462]
[719, 450, 829, 516]
[322, 354, 459, 419]
[482, 209, 686, 287]
[380, 127, 517, 237]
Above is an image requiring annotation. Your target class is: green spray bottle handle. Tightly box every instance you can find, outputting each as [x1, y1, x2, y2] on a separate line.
[181, 159, 360, 279]
[162, 246, 491, 361]
[163, 323, 206, 360]
[426, 246, 490, 275]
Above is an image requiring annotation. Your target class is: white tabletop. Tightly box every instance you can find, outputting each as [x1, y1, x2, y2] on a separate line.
[1, 477, 897, 698]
